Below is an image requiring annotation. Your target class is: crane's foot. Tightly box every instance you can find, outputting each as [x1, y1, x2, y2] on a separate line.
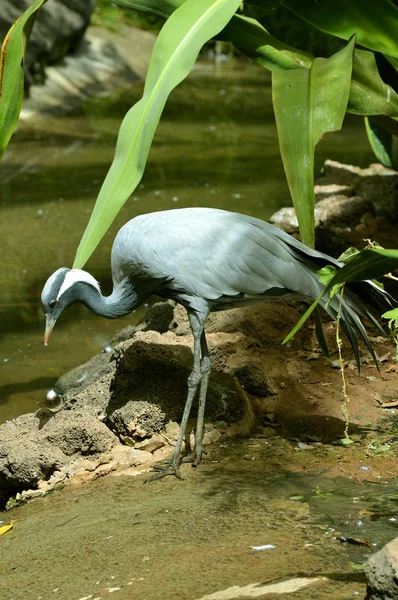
[146, 460, 184, 483]
[181, 447, 207, 467]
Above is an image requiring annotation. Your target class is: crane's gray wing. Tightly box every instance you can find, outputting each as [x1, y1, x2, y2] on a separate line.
[111, 208, 327, 302]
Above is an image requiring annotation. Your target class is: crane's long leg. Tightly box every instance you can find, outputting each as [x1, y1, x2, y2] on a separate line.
[147, 310, 206, 482]
[182, 331, 211, 468]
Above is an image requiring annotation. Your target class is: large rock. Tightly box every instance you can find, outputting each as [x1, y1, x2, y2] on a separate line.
[0, 302, 255, 509]
[0, 410, 118, 508]
[270, 160, 398, 258]
[65, 329, 249, 440]
[0, 0, 94, 88]
[365, 537, 398, 600]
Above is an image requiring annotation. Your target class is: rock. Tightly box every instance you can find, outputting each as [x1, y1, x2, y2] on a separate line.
[0, 0, 94, 89]
[165, 421, 181, 441]
[58, 301, 176, 404]
[365, 537, 398, 600]
[0, 4, 156, 121]
[134, 434, 166, 453]
[99, 329, 247, 440]
[269, 160, 398, 259]
[55, 352, 114, 402]
[0, 410, 118, 509]
[231, 362, 278, 397]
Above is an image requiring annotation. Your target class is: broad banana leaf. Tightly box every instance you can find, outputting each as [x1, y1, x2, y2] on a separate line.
[283, 0, 398, 60]
[118, 1, 398, 117]
[272, 37, 355, 248]
[73, 0, 242, 268]
[349, 49, 398, 117]
[0, 0, 47, 160]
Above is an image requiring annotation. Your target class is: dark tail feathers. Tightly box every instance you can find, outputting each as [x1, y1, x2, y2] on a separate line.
[320, 280, 396, 370]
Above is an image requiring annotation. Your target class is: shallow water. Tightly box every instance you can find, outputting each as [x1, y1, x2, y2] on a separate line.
[0, 61, 375, 422]
[1, 438, 397, 600]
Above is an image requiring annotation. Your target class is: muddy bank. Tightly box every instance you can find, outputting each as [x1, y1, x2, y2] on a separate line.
[1, 296, 397, 510]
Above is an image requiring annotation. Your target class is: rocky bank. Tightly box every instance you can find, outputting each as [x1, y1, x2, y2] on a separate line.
[1, 293, 397, 510]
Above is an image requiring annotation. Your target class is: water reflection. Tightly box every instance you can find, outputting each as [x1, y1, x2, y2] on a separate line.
[0, 62, 375, 422]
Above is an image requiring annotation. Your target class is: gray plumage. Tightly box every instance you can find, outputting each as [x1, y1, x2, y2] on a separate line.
[41, 207, 395, 480]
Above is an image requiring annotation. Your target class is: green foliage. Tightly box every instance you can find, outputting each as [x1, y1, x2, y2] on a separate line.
[93, 0, 164, 31]
[283, 0, 398, 59]
[0, 0, 47, 160]
[365, 117, 393, 168]
[272, 38, 354, 247]
[1, 0, 398, 272]
[73, 0, 242, 268]
[284, 248, 398, 345]
[382, 307, 398, 361]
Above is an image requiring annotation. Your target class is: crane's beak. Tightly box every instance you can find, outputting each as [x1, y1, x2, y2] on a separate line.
[44, 316, 56, 346]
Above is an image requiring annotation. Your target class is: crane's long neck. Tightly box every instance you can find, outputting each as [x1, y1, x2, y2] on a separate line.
[77, 279, 140, 318]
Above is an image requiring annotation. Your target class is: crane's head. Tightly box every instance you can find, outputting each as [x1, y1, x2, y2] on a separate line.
[41, 267, 100, 345]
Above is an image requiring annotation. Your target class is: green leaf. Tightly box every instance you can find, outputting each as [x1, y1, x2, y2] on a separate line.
[349, 49, 398, 117]
[0, 0, 47, 160]
[317, 265, 337, 286]
[73, 0, 242, 268]
[283, 0, 398, 59]
[114, 0, 184, 19]
[334, 438, 355, 445]
[221, 14, 313, 71]
[330, 248, 398, 285]
[382, 308, 398, 326]
[315, 307, 330, 359]
[365, 117, 393, 167]
[337, 247, 360, 263]
[116, 1, 314, 70]
[272, 37, 355, 248]
[282, 292, 324, 344]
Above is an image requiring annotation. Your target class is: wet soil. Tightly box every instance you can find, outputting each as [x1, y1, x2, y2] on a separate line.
[2, 432, 398, 600]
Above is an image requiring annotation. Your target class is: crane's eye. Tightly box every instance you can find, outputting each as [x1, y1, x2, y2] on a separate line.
[49, 299, 57, 308]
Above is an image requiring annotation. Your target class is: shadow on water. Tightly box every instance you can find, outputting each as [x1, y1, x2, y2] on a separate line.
[0, 61, 376, 423]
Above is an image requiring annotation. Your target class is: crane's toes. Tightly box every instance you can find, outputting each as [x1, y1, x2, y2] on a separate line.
[181, 447, 207, 467]
[145, 462, 184, 483]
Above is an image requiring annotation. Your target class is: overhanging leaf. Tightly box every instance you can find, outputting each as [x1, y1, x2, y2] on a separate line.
[114, 0, 183, 19]
[283, 0, 398, 59]
[330, 248, 398, 285]
[117, 0, 314, 71]
[365, 117, 393, 167]
[0, 0, 47, 160]
[349, 49, 398, 117]
[221, 14, 313, 71]
[272, 37, 355, 248]
[73, 0, 242, 268]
